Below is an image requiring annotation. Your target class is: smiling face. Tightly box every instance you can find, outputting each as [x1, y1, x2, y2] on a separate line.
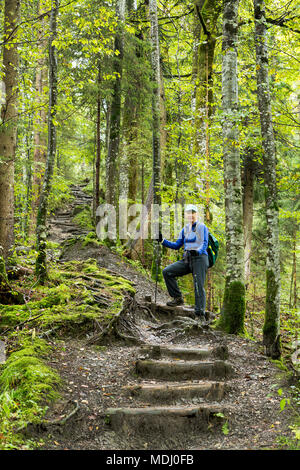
[185, 210, 198, 224]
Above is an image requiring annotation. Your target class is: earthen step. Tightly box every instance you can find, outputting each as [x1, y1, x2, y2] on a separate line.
[140, 344, 229, 361]
[123, 381, 228, 403]
[105, 404, 230, 435]
[135, 359, 234, 380]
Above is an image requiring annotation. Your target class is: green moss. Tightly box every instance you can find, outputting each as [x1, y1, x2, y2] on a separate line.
[0, 336, 60, 449]
[82, 232, 102, 247]
[217, 279, 246, 335]
[0, 259, 135, 334]
[263, 269, 281, 358]
[72, 207, 94, 230]
[263, 269, 280, 340]
[0, 256, 136, 449]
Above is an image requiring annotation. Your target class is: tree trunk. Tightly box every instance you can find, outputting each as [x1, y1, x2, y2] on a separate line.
[35, 0, 59, 283]
[192, 0, 220, 210]
[219, 0, 246, 335]
[149, 0, 161, 210]
[29, 1, 48, 239]
[94, 62, 101, 219]
[192, 1, 221, 307]
[242, 149, 256, 287]
[105, 0, 125, 207]
[149, 0, 162, 281]
[0, 0, 20, 259]
[254, 0, 281, 359]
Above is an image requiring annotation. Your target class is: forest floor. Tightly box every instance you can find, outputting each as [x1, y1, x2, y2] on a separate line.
[25, 182, 298, 451]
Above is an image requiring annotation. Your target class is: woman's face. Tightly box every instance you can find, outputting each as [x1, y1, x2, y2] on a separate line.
[185, 211, 197, 224]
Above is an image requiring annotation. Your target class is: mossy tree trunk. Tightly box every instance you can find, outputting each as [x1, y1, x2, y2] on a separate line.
[35, 0, 59, 284]
[254, 0, 281, 358]
[219, 0, 246, 335]
[0, 0, 20, 260]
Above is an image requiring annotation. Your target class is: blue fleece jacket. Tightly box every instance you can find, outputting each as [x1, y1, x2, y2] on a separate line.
[162, 221, 208, 255]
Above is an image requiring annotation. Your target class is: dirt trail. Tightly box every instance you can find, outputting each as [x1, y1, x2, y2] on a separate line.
[34, 182, 293, 450]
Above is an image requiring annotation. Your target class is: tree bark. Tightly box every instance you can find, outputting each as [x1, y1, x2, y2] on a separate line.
[94, 62, 101, 219]
[242, 149, 256, 287]
[149, 0, 161, 210]
[29, 1, 48, 239]
[192, 0, 220, 210]
[35, 0, 59, 283]
[219, 0, 246, 335]
[254, 0, 281, 359]
[149, 0, 162, 281]
[0, 0, 20, 259]
[105, 0, 125, 207]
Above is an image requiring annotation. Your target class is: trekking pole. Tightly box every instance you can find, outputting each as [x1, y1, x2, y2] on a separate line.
[154, 240, 160, 305]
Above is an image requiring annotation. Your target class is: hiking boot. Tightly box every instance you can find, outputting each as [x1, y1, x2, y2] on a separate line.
[166, 297, 184, 307]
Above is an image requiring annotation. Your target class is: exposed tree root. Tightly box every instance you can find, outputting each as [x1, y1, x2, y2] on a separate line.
[16, 400, 80, 434]
[86, 292, 140, 345]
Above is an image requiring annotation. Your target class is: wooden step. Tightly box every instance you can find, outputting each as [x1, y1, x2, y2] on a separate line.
[148, 302, 195, 318]
[135, 359, 234, 381]
[105, 404, 230, 435]
[123, 381, 228, 403]
[139, 344, 229, 361]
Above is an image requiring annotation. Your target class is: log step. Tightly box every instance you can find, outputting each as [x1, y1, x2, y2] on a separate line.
[135, 359, 234, 381]
[140, 344, 229, 361]
[105, 404, 230, 435]
[123, 381, 228, 403]
[148, 302, 195, 318]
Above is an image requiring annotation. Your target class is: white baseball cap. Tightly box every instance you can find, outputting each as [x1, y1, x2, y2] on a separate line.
[185, 204, 198, 213]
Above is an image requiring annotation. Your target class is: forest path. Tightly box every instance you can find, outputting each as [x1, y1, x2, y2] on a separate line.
[47, 180, 93, 244]
[37, 181, 292, 450]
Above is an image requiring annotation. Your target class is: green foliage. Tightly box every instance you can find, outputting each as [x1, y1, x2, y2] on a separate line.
[72, 206, 94, 230]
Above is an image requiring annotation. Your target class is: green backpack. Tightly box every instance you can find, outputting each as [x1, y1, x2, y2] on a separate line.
[207, 232, 219, 268]
[192, 223, 219, 268]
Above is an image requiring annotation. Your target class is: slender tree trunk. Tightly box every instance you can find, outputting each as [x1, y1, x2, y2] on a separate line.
[149, 0, 162, 282]
[105, 0, 125, 207]
[35, 0, 59, 283]
[0, 0, 20, 260]
[192, 0, 220, 207]
[254, 0, 281, 358]
[192, 1, 221, 308]
[94, 62, 101, 218]
[29, 2, 48, 239]
[242, 149, 256, 287]
[149, 0, 161, 210]
[289, 232, 297, 309]
[122, 1, 141, 204]
[219, 0, 246, 335]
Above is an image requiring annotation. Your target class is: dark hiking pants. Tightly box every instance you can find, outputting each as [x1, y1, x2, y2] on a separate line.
[162, 254, 209, 316]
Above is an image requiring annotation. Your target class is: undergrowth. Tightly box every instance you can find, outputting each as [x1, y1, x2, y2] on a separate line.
[0, 257, 135, 449]
[0, 335, 60, 449]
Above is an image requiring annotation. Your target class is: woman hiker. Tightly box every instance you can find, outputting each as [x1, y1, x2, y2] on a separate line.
[158, 204, 209, 323]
